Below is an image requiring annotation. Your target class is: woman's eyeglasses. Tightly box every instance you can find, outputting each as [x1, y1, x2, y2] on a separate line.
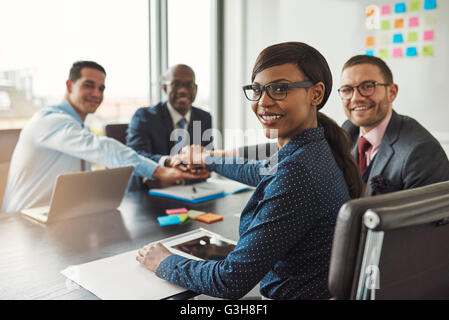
[242, 81, 314, 102]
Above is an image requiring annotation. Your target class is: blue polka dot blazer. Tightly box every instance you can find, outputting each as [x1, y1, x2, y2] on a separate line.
[156, 126, 351, 299]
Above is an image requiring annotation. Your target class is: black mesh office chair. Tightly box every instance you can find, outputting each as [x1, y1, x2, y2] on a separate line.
[329, 180, 449, 299]
[104, 123, 128, 145]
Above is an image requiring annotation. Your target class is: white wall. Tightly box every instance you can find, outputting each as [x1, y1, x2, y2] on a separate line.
[223, 0, 449, 154]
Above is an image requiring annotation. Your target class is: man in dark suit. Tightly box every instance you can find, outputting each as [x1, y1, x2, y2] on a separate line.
[126, 64, 213, 190]
[339, 55, 449, 196]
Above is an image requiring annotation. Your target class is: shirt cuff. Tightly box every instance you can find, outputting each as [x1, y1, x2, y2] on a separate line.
[159, 155, 169, 167]
[134, 154, 159, 179]
[155, 254, 188, 280]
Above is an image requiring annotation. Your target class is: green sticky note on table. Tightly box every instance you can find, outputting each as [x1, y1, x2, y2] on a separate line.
[188, 209, 206, 219]
[407, 32, 418, 42]
[381, 20, 391, 30]
[379, 48, 388, 59]
[422, 45, 434, 56]
[177, 213, 190, 223]
[410, 0, 421, 12]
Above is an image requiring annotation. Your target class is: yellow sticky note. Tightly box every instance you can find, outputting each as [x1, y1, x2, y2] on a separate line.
[394, 18, 404, 29]
[365, 36, 375, 47]
[424, 15, 436, 26]
[381, 20, 391, 30]
[379, 48, 388, 59]
[410, 0, 421, 12]
[422, 45, 434, 56]
[407, 32, 418, 42]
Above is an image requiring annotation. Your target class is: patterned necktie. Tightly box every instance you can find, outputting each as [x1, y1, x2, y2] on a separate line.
[176, 118, 188, 149]
[358, 136, 371, 175]
[177, 118, 187, 129]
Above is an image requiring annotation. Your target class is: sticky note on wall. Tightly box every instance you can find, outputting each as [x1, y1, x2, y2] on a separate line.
[394, 18, 404, 28]
[406, 47, 418, 57]
[394, 3, 406, 13]
[379, 48, 389, 59]
[423, 30, 434, 41]
[393, 33, 404, 43]
[409, 17, 419, 27]
[365, 36, 375, 47]
[381, 5, 391, 15]
[393, 48, 403, 58]
[424, 15, 436, 25]
[409, 0, 421, 12]
[422, 45, 434, 56]
[424, 0, 437, 10]
[407, 32, 418, 42]
[366, 50, 374, 56]
[381, 20, 391, 30]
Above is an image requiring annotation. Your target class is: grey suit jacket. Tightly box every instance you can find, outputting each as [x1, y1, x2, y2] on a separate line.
[343, 110, 449, 196]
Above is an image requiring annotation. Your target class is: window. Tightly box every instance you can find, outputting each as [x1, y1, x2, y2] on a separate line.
[0, 0, 150, 130]
[167, 0, 212, 112]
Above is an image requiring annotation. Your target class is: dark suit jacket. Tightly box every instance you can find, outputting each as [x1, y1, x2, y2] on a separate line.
[343, 110, 449, 196]
[126, 102, 213, 191]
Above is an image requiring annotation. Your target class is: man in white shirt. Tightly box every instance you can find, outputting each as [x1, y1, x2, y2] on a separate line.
[126, 64, 214, 190]
[2, 61, 208, 213]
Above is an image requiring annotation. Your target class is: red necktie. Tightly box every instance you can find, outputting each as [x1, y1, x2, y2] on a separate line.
[358, 136, 371, 174]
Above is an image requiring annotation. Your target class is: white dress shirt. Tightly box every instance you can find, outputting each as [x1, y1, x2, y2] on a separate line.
[2, 99, 158, 213]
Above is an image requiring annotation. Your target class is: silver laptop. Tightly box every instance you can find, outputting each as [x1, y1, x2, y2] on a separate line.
[21, 166, 133, 224]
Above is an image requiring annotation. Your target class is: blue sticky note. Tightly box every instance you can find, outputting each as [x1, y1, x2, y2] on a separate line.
[406, 47, 418, 57]
[424, 0, 437, 10]
[365, 50, 375, 56]
[394, 2, 407, 13]
[393, 33, 404, 43]
[157, 215, 182, 226]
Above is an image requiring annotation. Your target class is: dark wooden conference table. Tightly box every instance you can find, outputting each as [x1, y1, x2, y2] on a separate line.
[0, 189, 253, 300]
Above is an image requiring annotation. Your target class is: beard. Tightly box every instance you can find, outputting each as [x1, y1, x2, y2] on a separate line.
[349, 94, 391, 130]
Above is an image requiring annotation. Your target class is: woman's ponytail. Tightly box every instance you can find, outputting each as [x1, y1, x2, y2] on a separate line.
[317, 112, 364, 198]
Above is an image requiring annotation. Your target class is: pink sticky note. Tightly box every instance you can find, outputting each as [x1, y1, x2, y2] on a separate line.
[409, 17, 419, 27]
[393, 48, 403, 58]
[381, 4, 391, 15]
[423, 30, 434, 41]
[166, 207, 188, 215]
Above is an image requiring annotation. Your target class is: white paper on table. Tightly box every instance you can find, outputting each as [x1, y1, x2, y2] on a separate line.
[61, 250, 185, 300]
[60, 229, 237, 300]
[206, 177, 251, 194]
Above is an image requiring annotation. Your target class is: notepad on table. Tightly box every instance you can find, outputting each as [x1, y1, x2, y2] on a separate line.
[149, 181, 225, 203]
[149, 178, 250, 203]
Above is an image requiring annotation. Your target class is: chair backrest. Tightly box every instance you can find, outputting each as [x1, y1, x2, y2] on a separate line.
[0, 129, 21, 209]
[104, 123, 128, 145]
[0, 128, 21, 163]
[329, 180, 449, 299]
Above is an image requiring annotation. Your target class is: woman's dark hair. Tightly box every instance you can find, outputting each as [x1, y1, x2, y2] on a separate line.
[252, 42, 363, 198]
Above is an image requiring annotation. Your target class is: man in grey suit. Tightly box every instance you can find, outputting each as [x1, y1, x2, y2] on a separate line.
[339, 55, 449, 196]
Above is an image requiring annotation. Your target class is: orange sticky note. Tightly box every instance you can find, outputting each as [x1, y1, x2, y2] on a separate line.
[394, 18, 404, 29]
[195, 213, 223, 224]
[365, 36, 375, 47]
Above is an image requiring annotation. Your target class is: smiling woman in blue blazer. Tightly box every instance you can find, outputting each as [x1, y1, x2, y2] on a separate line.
[136, 42, 364, 299]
